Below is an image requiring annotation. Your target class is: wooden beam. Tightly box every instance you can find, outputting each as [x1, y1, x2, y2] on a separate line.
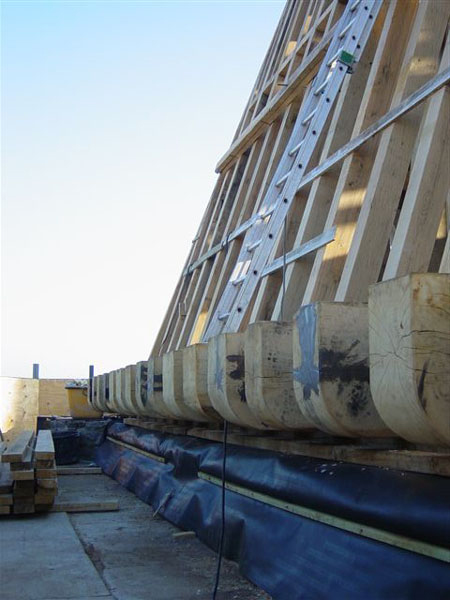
[123, 364, 140, 416]
[106, 436, 165, 463]
[216, 24, 337, 173]
[182, 344, 220, 422]
[190, 428, 450, 478]
[147, 356, 174, 418]
[35, 430, 54, 460]
[207, 332, 266, 429]
[199, 471, 450, 563]
[1, 431, 34, 463]
[134, 360, 160, 417]
[162, 351, 199, 420]
[383, 85, 450, 278]
[293, 302, 391, 437]
[369, 273, 450, 445]
[245, 321, 312, 430]
[334, 1, 450, 301]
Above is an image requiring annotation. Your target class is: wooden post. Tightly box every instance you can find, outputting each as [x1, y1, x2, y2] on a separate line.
[293, 302, 391, 437]
[162, 351, 199, 420]
[369, 273, 450, 445]
[244, 321, 312, 430]
[207, 332, 266, 429]
[182, 344, 219, 422]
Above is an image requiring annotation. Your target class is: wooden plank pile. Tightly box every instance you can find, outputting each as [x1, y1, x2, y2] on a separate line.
[0, 430, 58, 515]
[90, 0, 450, 474]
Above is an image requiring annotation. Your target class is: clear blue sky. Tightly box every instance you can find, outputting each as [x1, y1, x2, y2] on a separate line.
[1, 0, 284, 379]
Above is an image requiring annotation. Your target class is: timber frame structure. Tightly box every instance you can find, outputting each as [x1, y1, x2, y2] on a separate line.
[92, 0, 450, 472]
[152, 0, 449, 353]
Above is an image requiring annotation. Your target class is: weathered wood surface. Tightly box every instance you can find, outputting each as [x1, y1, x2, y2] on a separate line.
[162, 351, 199, 420]
[0, 464, 13, 493]
[134, 360, 157, 417]
[38, 379, 71, 416]
[91, 376, 101, 411]
[1, 431, 34, 463]
[188, 428, 450, 478]
[245, 321, 312, 430]
[35, 430, 55, 460]
[182, 344, 220, 422]
[114, 369, 128, 415]
[369, 273, 450, 445]
[0, 378, 39, 442]
[107, 371, 118, 413]
[96, 374, 108, 412]
[293, 302, 391, 437]
[207, 332, 266, 429]
[123, 364, 139, 416]
[147, 356, 176, 418]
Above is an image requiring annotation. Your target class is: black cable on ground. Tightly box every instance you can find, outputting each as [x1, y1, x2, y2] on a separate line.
[212, 420, 229, 599]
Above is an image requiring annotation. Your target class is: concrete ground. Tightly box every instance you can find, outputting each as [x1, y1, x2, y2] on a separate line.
[0, 473, 271, 600]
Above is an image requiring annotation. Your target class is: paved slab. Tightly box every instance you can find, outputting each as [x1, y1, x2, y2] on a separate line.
[64, 474, 270, 600]
[0, 512, 111, 600]
[0, 473, 269, 600]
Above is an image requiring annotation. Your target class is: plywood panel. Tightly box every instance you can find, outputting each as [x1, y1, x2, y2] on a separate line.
[0, 377, 39, 442]
[38, 379, 71, 416]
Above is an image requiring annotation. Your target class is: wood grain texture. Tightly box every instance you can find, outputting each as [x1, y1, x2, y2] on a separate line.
[207, 332, 266, 429]
[38, 379, 71, 416]
[0, 378, 39, 441]
[182, 344, 220, 422]
[245, 321, 312, 430]
[147, 356, 176, 418]
[1, 430, 34, 463]
[162, 351, 199, 420]
[293, 302, 391, 437]
[369, 273, 450, 445]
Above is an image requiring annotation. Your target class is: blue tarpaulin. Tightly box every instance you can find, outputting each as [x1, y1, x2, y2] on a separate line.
[96, 422, 450, 600]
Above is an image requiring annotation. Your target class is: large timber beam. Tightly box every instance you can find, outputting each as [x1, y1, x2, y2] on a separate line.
[244, 321, 312, 430]
[293, 302, 391, 437]
[207, 332, 266, 429]
[369, 273, 450, 445]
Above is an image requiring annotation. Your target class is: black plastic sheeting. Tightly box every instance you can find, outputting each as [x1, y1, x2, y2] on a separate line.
[96, 423, 450, 599]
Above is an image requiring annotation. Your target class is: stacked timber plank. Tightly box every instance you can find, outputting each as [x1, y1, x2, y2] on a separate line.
[34, 430, 58, 511]
[0, 430, 57, 515]
[0, 440, 13, 514]
[89, 1, 450, 474]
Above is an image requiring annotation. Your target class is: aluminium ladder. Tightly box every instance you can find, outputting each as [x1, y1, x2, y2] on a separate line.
[203, 0, 383, 340]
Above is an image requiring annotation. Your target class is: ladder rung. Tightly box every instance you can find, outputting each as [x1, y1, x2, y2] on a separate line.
[350, 0, 362, 12]
[313, 79, 329, 96]
[338, 18, 356, 40]
[288, 139, 304, 156]
[259, 205, 276, 219]
[246, 239, 262, 252]
[327, 47, 343, 67]
[218, 312, 230, 321]
[302, 107, 317, 126]
[232, 274, 246, 286]
[276, 171, 291, 187]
